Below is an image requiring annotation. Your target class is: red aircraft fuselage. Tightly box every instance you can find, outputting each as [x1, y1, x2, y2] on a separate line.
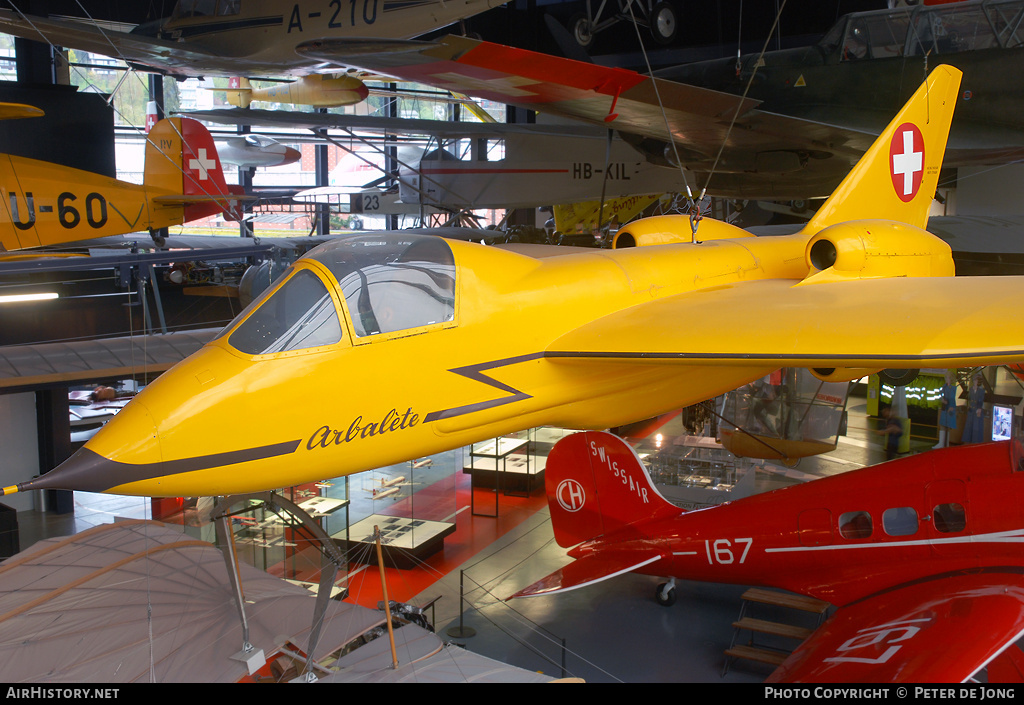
[557, 437, 1022, 608]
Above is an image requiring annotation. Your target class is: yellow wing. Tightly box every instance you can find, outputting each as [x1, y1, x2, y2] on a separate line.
[0, 103, 43, 120]
[547, 276, 1024, 370]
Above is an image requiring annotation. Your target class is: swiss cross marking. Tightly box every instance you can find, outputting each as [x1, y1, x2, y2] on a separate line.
[889, 123, 924, 202]
[189, 148, 217, 181]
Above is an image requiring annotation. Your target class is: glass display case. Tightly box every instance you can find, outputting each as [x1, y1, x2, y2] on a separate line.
[637, 436, 756, 510]
[225, 484, 349, 577]
[341, 448, 459, 568]
[464, 428, 542, 515]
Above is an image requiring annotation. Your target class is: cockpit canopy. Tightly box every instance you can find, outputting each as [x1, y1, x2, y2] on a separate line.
[227, 234, 457, 355]
[309, 234, 456, 337]
[820, 0, 1023, 62]
[172, 0, 242, 20]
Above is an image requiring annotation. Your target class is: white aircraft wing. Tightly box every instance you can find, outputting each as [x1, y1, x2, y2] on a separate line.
[295, 34, 879, 197]
[0, 10, 222, 73]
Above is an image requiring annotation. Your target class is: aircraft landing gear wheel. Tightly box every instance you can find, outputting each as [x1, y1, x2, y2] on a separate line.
[655, 581, 677, 607]
[650, 2, 678, 45]
[149, 227, 168, 248]
[568, 13, 594, 48]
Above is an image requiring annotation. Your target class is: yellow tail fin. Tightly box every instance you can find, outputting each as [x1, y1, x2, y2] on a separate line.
[144, 117, 186, 196]
[225, 77, 253, 109]
[805, 65, 961, 233]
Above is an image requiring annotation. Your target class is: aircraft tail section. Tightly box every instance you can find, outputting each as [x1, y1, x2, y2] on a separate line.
[145, 117, 244, 225]
[507, 431, 679, 599]
[224, 77, 253, 109]
[544, 430, 681, 549]
[804, 65, 961, 233]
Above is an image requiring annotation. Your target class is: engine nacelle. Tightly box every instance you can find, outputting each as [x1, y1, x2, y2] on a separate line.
[802, 219, 954, 284]
[811, 367, 879, 384]
[613, 215, 753, 248]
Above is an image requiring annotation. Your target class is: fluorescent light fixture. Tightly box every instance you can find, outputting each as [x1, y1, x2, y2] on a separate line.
[0, 292, 59, 303]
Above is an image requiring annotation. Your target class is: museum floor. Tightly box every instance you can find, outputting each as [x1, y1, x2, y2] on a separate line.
[9, 400, 943, 683]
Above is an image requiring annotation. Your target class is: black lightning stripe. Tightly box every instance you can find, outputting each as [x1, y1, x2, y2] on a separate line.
[424, 352, 544, 422]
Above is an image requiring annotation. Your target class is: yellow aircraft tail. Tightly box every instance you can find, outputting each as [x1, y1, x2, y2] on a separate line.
[0, 115, 241, 252]
[805, 65, 961, 233]
[224, 77, 253, 109]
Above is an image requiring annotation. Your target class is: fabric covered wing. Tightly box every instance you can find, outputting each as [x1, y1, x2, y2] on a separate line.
[509, 552, 662, 599]
[298, 35, 874, 171]
[183, 108, 610, 139]
[547, 277, 1024, 369]
[768, 573, 1024, 682]
[0, 11, 221, 71]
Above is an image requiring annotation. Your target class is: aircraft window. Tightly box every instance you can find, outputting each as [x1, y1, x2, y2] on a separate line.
[174, 0, 218, 18]
[818, 18, 847, 55]
[479, 139, 505, 161]
[842, 11, 912, 61]
[218, 0, 241, 16]
[228, 269, 343, 355]
[985, 0, 1024, 48]
[882, 506, 919, 537]
[838, 511, 872, 539]
[909, 4, 1001, 55]
[309, 234, 456, 338]
[421, 147, 460, 162]
[933, 503, 967, 533]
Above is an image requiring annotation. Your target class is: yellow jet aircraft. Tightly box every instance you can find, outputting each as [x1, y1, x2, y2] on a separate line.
[0, 111, 244, 252]
[8, 65, 1024, 498]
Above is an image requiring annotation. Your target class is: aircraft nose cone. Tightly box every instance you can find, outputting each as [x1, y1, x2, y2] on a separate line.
[281, 145, 302, 166]
[26, 447, 132, 494]
[21, 400, 161, 495]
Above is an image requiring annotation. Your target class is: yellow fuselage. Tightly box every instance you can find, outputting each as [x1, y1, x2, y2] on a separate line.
[21, 64, 979, 499]
[0, 155, 182, 251]
[82, 226, 825, 497]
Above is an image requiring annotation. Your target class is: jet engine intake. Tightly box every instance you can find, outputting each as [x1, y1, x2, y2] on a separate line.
[801, 219, 954, 284]
[613, 215, 752, 248]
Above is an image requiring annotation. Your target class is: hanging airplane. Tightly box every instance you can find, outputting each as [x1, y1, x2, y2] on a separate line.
[396, 131, 691, 212]
[215, 134, 302, 169]
[0, 0, 506, 105]
[294, 0, 1024, 199]
[222, 75, 369, 109]
[509, 430, 1024, 682]
[0, 110, 244, 252]
[8, 65, 1024, 499]
[147, 99, 301, 170]
[186, 107, 693, 226]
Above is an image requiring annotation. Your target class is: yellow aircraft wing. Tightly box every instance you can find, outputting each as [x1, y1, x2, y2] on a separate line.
[0, 103, 43, 120]
[548, 276, 1024, 370]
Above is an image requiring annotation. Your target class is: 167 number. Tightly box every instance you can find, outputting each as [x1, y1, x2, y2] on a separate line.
[704, 538, 753, 564]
